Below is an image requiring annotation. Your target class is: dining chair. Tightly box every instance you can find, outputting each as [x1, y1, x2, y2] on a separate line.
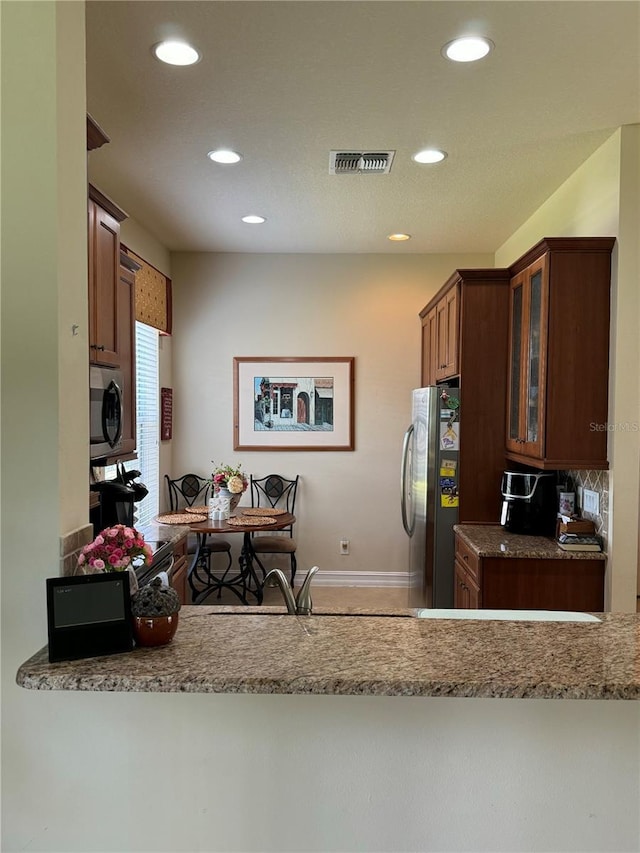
[164, 473, 233, 596]
[249, 474, 299, 586]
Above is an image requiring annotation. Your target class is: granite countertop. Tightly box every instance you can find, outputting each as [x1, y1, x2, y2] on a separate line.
[138, 521, 190, 549]
[16, 607, 640, 700]
[454, 524, 606, 560]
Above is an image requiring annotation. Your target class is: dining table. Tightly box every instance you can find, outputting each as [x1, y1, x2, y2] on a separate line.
[186, 509, 296, 605]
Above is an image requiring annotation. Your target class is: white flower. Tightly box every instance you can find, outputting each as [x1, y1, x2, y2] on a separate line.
[227, 475, 244, 494]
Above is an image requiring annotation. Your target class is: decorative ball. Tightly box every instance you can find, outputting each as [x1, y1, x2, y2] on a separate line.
[131, 577, 180, 617]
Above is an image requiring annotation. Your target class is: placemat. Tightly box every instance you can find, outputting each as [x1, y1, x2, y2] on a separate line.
[156, 512, 206, 525]
[184, 505, 209, 515]
[241, 507, 288, 516]
[227, 515, 277, 527]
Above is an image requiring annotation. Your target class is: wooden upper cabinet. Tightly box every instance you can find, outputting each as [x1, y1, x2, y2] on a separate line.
[505, 237, 615, 470]
[505, 255, 549, 460]
[434, 285, 459, 381]
[421, 283, 459, 385]
[420, 269, 511, 524]
[88, 184, 128, 367]
[421, 306, 437, 386]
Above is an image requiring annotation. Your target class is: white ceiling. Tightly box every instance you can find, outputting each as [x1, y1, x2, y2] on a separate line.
[85, 1, 640, 254]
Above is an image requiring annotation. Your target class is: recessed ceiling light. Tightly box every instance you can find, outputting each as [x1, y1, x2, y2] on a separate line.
[442, 36, 493, 63]
[412, 149, 447, 164]
[152, 40, 200, 66]
[207, 149, 243, 164]
[388, 233, 411, 242]
[241, 215, 266, 224]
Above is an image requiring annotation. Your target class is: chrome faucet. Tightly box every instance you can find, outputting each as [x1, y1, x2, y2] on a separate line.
[264, 566, 320, 615]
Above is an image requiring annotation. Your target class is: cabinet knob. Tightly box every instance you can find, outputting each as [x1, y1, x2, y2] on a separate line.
[91, 344, 105, 351]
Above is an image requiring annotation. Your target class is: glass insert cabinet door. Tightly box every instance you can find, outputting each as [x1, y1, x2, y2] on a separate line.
[506, 256, 549, 459]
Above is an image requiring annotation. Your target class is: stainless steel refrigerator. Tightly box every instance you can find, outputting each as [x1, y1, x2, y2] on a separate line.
[401, 387, 460, 608]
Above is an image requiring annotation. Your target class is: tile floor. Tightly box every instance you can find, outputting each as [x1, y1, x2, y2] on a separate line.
[193, 577, 408, 609]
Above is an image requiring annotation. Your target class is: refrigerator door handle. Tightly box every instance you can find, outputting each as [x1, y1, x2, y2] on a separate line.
[401, 423, 414, 536]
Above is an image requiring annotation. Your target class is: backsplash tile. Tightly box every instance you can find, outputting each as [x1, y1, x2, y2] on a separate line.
[60, 524, 94, 576]
[565, 470, 609, 552]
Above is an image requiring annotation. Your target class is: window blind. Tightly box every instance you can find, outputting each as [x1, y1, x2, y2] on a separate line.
[134, 322, 160, 527]
[103, 322, 159, 528]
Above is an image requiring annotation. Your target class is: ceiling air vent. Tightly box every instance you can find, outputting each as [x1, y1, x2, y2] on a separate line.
[329, 150, 395, 175]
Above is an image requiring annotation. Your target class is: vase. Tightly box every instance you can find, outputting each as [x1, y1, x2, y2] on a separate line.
[132, 613, 179, 647]
[218, 487, 242, 511]
[126, 565, 139, 596]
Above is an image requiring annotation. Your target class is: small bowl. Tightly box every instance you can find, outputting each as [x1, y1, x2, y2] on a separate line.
[132, 613, 179, 647]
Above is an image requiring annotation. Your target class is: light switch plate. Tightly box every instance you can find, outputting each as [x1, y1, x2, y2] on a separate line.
[583, 489, 599, 515]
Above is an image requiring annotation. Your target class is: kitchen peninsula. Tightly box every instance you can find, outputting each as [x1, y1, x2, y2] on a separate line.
[17, 608, 640, 699]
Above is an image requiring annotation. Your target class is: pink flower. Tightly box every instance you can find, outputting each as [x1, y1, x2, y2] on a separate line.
[76, 523, 150, 573]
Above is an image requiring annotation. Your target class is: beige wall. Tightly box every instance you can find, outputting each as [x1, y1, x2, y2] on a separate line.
[495, 127, 640, 610]
[169, 251, 492, 577]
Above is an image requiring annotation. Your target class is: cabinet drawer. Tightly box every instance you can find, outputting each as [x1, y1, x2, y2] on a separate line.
[454, 558, 481, 609]
[454, 536, 480, 580]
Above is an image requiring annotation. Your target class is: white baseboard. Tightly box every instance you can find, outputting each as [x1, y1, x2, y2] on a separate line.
[310, 570, 410, 588]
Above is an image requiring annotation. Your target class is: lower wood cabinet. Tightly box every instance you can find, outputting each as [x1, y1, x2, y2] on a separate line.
[455, 559, 480, 609]
[454, 533, 605, 611]
[171, 538, 189, 606]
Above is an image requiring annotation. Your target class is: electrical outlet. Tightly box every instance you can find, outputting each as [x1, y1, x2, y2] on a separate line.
[340, 539, 350, 555]
[583, 489, 599, 516]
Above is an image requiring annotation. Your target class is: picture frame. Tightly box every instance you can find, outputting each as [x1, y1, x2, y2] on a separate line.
[233, 357, 355, 451]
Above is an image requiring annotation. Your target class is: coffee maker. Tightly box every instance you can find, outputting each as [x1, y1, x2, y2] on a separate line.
[500, 471, 558, 536]
[90, 463, 148, 532]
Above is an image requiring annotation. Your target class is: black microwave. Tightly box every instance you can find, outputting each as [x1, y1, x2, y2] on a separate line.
[90, 366, 124, 461]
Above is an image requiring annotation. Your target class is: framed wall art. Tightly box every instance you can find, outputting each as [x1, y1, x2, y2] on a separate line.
[160, 387, 173, 441]
[233, 357, 355, 451]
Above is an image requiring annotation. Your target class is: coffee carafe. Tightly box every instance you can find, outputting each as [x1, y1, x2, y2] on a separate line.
[500, 471, 557, 536]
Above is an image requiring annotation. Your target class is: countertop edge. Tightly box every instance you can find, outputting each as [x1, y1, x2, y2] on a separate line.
[454, 524, 607, 560]
[15, 668, 640, 700]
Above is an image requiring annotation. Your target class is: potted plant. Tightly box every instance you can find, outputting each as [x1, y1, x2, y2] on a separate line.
[211, 461, 249, 510]
[130, 577, 181, 647]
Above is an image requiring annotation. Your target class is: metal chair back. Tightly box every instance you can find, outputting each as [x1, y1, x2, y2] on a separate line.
[250, 474, 298, 536]
[165, 473, 211, 511]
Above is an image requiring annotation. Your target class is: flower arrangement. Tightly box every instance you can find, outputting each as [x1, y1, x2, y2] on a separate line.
[211, 461, 249, 495]
[77, 524, 153, 573]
